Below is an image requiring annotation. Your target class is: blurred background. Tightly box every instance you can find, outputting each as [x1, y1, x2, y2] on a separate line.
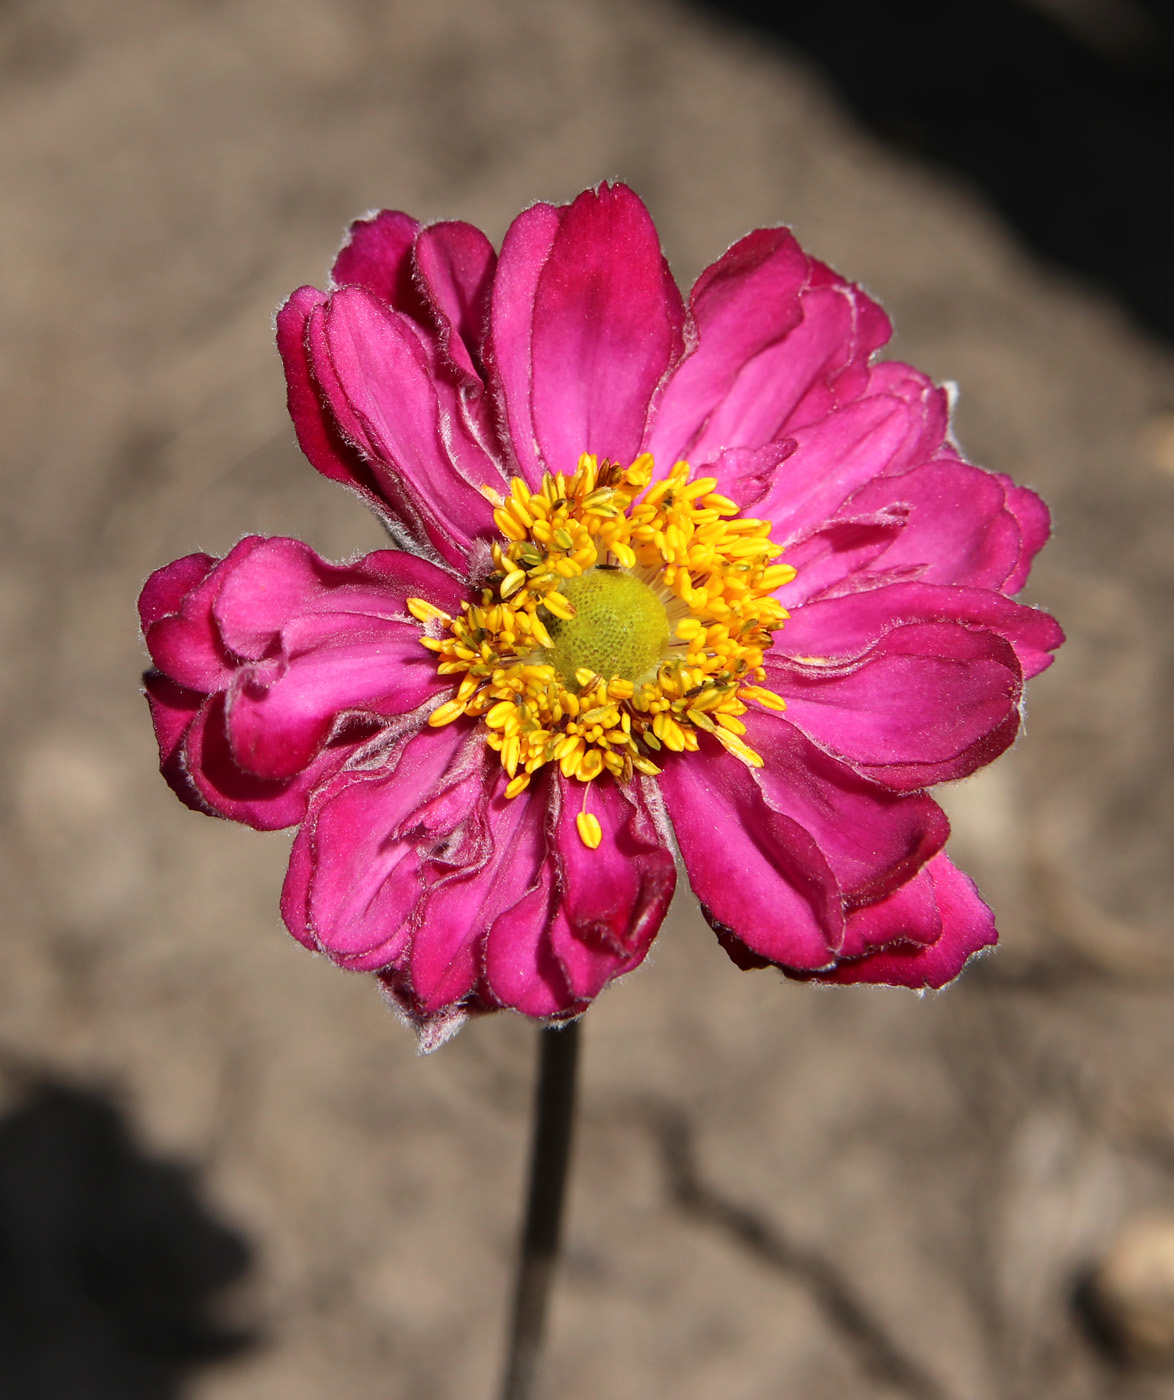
[1, 0, 1173, 1396]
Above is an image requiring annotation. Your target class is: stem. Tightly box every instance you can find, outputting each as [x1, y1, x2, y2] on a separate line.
[498, 1019, 581, 1400]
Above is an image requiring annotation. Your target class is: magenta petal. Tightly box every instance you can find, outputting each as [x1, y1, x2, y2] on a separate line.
[843, 455, 1025, 592]
[530, 183, 684, 475]
[414, 220, 497, 384]
[143, 673, 207, 814]
[330, 209, 429, 321]
[482, 863, 575, 1019]
[837, 864, 941, 960]
[647, 226, 809, 465]
[994, 474, 1052, 595]
[549, 775, 676, 1001]
[144, 538, 265, 691]
[139, 553, 214, 630]
[316, 288, 503, 564]
[295, 722, 479, 970]
[660, 733, 845, 971]
[778, 579, 1064, 680]
[184, 692, 352, 831]
[277, 286, 387, 507]
[815, 854, 997, 988]
[766, 621, 1023, 789]
[781, 514, 907, 606]
[486, 200, 564, 485]
[709, 441, 796, 511]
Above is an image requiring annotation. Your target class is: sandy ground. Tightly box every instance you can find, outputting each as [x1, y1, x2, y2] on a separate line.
[2, 1, 1173, 1397]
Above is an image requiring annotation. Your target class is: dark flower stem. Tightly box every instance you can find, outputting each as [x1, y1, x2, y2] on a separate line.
[498, 1019, 581, 1400]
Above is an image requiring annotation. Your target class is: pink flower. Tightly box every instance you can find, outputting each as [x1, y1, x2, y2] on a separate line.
[140, 183, 1062, 1044]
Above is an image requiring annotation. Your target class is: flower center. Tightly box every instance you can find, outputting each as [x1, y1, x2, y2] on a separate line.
[408, 453, 795, 847]
[546, 569, 670, 685]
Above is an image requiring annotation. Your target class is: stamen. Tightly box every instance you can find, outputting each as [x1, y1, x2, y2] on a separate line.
[414, 453, 792, 794]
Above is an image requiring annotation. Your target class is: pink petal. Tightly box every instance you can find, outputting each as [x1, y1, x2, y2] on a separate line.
[660, 735, 842, 971]
[548, 775, 676, 1001]
[814, 854, 997, 988]
[330, 209, 429, 322]
[529, 183, 684, 475]
[777, 580, 1064, 680]
[481, 858, 575, 1019]
[414, 220, 497, 384]
[836, 863, 941, 960]
[842, 455, 1026, 592]
[485, 200, 564, 485]
[290, 722, 480, 969]
[779, 513, 907, 606]
[766, 621, 1023, 790]
[758, 388, 943, 544]
[647, 226, 809, 466]
[143, 673, 207, 815]
[314, 288, 504, 565]
[144, 538, 265, 691]
[994, 474, 1052, 595]
[709, 441, 797, 512]
[184, 691, 355, 831]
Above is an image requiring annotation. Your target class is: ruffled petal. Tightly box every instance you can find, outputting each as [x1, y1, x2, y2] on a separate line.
[547, 775, 676, 1003]
[529, 183, 684, 475]
[311, 287, 505, 564]
[994, 474, 1052, 595]
[143, 673, 206, 814]
[485, 200, 564, 485]
[413, 220, 497, 384]
[649, 231, 892, 469]
[765, 620, 1023, 790]
[812, 854, 997, 988]
[776, 580, 1065, 680]
[331, 209, 429, 322]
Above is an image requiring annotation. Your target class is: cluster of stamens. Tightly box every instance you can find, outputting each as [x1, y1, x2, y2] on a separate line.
[407, 453, 795, 847]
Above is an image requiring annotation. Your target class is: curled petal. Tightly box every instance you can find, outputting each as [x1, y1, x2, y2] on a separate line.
[811, 854, 997, 989]
[766, 621, 1024, 790]
[331, 209, 429, 321]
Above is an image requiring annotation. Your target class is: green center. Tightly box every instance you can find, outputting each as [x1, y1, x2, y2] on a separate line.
[545, 568, 670, 684]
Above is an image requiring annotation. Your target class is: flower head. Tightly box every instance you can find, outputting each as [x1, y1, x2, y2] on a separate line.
[140, 183, 1062, 1046]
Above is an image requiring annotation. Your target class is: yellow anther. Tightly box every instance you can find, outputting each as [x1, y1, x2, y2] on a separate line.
[500, 569, 527, 599]
[406, 597, 451, 625]
[739, 685, 787, 712]
[428, 699, 466, 728]
[576, 811, 603, 849]
[543, 591, 576, 621]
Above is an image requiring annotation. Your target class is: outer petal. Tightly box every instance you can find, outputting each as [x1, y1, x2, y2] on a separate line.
[330, 209, 429, 322]
[485, 200, 564, 485]
[813, 854, 997, 988]
[414, 220, 497, 384]
[776, 580, 1065, 680]
[276, 285, 394, 510]
[994, 474, 1052, 595]
[143, 673, 206, 814]
[547, 775, 676, 1002]
[662, 724, 947, 972]
[529, 183, 684, 475]
[765, 621, 1024, 790]
[312, 288, 504, 564]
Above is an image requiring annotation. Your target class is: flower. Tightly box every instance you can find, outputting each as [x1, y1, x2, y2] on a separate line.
[140, 183, 1062, 1045]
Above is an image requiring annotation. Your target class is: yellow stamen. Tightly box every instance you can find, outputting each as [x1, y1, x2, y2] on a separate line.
[411, 454, 792, 791]
[576, 810, 603, 849]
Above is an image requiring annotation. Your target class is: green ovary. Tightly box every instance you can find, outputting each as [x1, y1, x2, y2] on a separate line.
[546, 569, 670, 684]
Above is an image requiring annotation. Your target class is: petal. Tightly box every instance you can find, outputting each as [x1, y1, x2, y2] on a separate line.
[777, 580, 1065, 681]
[330, 209, 429, 321]
[836, 862, 942, 960]
[813, 854, 997, 989]
[143, 673, 206, 814]
[143, 538, 265, 692]
[547, 775, 676, 1002]
[485, 200, 564, 485]
[649, 231, 892, 468]
[779, 513, 906, 606]
[529, 183, 684, 475]
[765, 620, 1024, 790]
[314, 288, 503, 564]
[289, 721, 480, 969]
[660, 734, 843, 971]
[646, 226, 809, 465]
[994, 474, 1052, 595]
[414, 220, 497, 383]
[843, 455, 1026, 592]
[758, 388, 943, 543]
[184, 691, 355, 831]
[481, 856, 575, 1019]
[276, 286, 390, 508]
